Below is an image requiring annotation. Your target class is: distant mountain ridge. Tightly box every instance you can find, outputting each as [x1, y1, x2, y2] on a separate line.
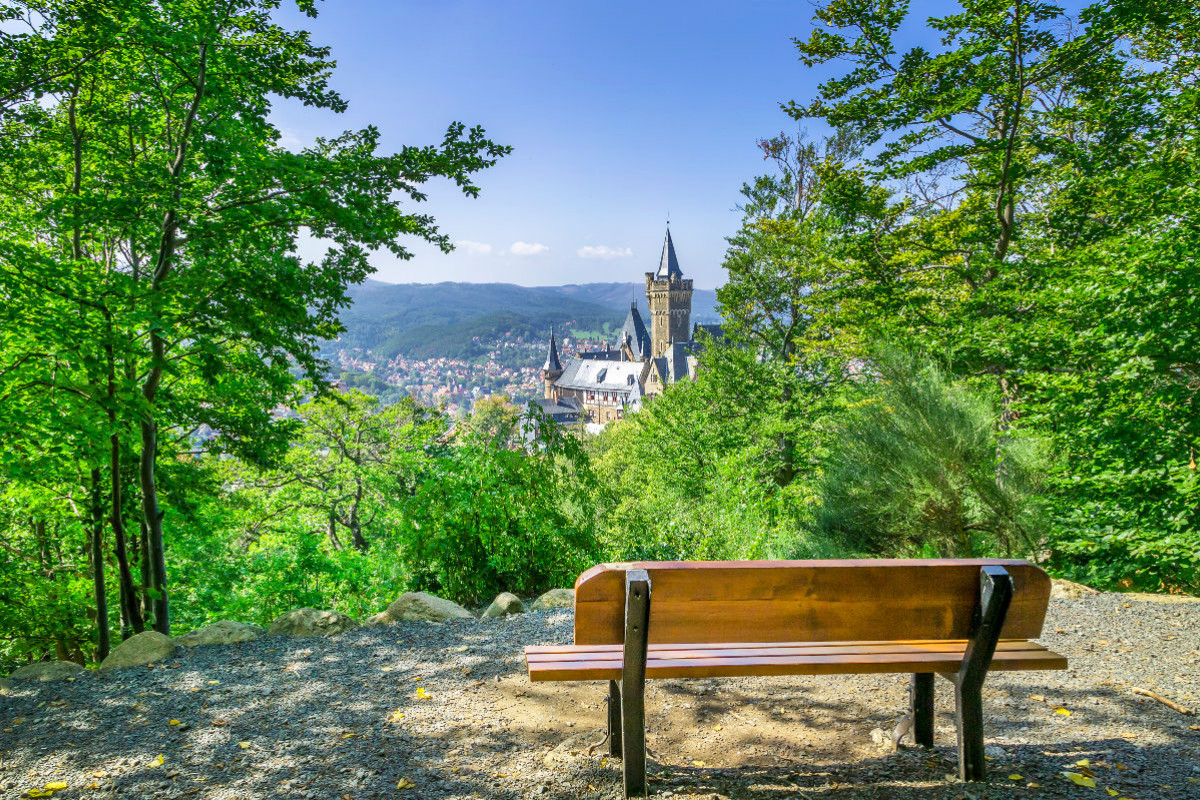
[328, 280, 721, 361]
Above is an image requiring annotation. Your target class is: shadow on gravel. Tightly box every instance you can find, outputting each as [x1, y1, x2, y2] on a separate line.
[2, 616, 1197, 800]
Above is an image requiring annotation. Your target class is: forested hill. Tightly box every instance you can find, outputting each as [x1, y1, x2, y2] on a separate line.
[327, 280, 721, 360]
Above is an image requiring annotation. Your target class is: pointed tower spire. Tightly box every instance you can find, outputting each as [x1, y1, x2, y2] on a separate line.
[542, 325, 563, 372]
[655, 226, 682, 279]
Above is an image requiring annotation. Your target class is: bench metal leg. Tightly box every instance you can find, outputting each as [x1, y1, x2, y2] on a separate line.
[910, 673, 935, 747]
[953, 565, 1013, 781]
[622, 569, 651, 797]
[608, 679, 623, 758]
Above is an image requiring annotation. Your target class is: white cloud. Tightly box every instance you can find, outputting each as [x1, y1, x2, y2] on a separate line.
[454, 240, 493, 256]
[577, 245, 633, 260]
[510, 241, 550, 256]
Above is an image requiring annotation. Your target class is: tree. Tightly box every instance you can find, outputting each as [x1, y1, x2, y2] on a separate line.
[0, 0, 509, 644]
[817, 351, 1046, 558]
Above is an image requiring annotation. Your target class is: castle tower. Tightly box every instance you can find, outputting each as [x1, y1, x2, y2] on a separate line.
[644, 227, 693, 358]
[542, 326, 563, 399]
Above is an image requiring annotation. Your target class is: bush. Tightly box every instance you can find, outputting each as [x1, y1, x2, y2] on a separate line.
[817, 351, 1047, 558]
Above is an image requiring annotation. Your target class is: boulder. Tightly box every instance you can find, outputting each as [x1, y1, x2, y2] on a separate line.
[100, 631, 176, 670]
[482, 592, 526, 618]
[174, 620, 264, 648]
[9, 661, 84, 683]
[1051, 578, 1100, 600]
[530, 588, 575, 611]
[0, 676, 12, 694]
[364, 592, 473, 625]
[267, 608, 359, 637]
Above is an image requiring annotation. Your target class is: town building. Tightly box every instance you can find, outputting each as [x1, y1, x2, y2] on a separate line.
[527, 227, 715, 429]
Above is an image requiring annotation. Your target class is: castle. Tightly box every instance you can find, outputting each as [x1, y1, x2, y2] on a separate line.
[529, 227, 718, 428]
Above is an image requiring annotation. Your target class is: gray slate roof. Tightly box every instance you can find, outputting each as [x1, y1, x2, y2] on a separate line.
[555, 358, 645, 393]
[618, 303, 652, 360]
[527, 396, 583, 424]
[655, 227, 683, 279]
[542, 327, 562, 372]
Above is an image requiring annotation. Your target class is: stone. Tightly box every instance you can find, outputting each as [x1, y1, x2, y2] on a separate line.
[100, 631, 176, 670]
[174, 620, 264, 647]
[1051, 579, 1100, 599]
[984, 744, 1006, 758]
[0, 676, 11, 694]
[530, 588, 574, 611]
[9, 661, 84, 682]
[364, 592, 473, 625]
[482, 592, 526, 618]
[268, 608, 359, 637]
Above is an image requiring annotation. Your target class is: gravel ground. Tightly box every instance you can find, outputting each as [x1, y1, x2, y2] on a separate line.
[1, 593, 1198, 800]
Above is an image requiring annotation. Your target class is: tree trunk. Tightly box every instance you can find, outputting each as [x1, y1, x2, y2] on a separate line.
[110, 432, 144, 636]
[139, 417, 169, 634]
[88, 467, 111, 662]
[139, 516, 152, 623]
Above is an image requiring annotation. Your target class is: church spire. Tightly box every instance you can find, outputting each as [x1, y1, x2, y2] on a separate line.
[655, 226, 683, 279]
[542, 326, 563, 373]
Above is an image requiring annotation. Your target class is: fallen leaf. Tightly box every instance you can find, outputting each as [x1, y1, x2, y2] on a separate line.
[1075, 759, 1091, 767]
[397, 777, 414, 790]
[691, 760, 707, 767]
[415, 687, 429, 699]
[1054, 708, 1072, 716]
[149, 755, 164, 768]
[168, 719, 181, 726]
[1008, 774, 1023, 780]
[1106, 789, 1118, 797]
[341, 733, 355, 739]
[387, 710, 406, 723]
[1062, 771, 1097, 788]
[238, 742, 250, 749]
[1029, 695, 1047, 702]
[206, 680, 219, 685]
[712, 725, 723, 732]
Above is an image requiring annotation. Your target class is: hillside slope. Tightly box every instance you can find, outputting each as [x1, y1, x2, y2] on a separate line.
[328, 280, 722, 361]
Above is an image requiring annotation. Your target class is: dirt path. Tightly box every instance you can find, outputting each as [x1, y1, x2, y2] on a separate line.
[1, 594, 1197, 799]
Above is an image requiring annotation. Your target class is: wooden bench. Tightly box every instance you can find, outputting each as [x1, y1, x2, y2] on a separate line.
[525, 559, 1067, 797]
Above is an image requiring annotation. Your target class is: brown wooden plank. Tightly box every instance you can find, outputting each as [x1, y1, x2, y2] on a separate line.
[573, 559, 1051, 645]
[527, 648, 1068, 682]
[525, 638, 1038, 655]
[526, 641, 1048, 663]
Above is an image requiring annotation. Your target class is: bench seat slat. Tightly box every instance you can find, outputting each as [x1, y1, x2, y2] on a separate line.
[527, 640, 1048, 663]
[526, 643, 1067, 682]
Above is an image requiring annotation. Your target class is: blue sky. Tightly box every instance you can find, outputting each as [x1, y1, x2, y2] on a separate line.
[270, 0, 838, 289]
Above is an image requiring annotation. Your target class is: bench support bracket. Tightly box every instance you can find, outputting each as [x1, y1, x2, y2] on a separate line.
[910, 672, 935, 747]
[608, 680, 623, 758]
[621, 569, 651, 797]
[952, 565, 1014, 781]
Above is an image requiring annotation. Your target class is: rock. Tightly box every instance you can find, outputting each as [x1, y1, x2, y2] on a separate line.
[0, 676, 11, 694]
[530, 588, 574, 611]
[174, 620, 264, 647]
[1051, 579, 1100, 599]
[364, 592, 473, 625]
[984, 744, 1006, 758]
[267, 608, 359, 637]
[9, 661, 84, 682]
[542, 731, 594, 766]
[482, 592, 526, 618]
[100, 631, 176, 670]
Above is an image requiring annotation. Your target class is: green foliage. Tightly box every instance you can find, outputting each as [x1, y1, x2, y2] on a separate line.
[818, 352, 1047, 558]
[398, 415, 599, 604]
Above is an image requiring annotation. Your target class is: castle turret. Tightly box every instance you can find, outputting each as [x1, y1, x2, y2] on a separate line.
[644, 227, 693, 358]
[542, 326, 564, 398]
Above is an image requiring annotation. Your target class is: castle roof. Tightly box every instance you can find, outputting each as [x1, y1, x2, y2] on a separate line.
[527, 396, 583, 424]
[655, 227, 683, 279]
[542, 327, 562, 372]
[619, 303, 652, 360]
[556, 358, 645, 393]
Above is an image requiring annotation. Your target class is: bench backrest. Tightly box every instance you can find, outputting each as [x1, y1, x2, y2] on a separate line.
[573, 559, 1052, 645]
